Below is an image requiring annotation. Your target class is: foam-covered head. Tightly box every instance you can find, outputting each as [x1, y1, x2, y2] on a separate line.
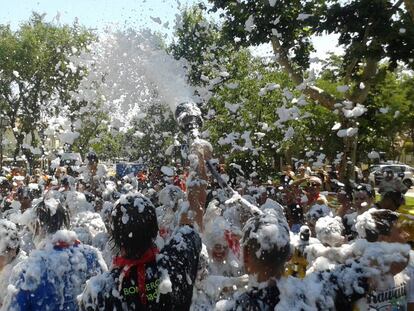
[308, 176, 322, 186]
[261, 198, 285, 214]
[356, 209, 399, 242]
[0, 219, 19, 255]
[204, 215, 230, 248]
[242, 209, 290, 267]
[307, 203, 333, 223]
[111, 192, 158, 258]
[34, 198, 70, 235]
[315, 216, 345, 247]
[175, 101, 203, 134]
[158, 185, 184, 209]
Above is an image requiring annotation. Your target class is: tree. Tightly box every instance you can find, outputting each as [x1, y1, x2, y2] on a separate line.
[0, 13, 94, 170]
[169, 6, 344, 179]
[357, 70, 414, 161]
[89, 131, 125, 162]
[122, 100, 179, 167]
[208, 0, 414, 178]
[404, 0, 414, 23]
[401, 75, 414, 145]
[209, 0, 413, 106]
[169, 4, 226, 85]
[70, 100, 115, 159]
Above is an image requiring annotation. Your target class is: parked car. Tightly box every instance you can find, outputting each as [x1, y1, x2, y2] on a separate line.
[369, 164, 414, 188]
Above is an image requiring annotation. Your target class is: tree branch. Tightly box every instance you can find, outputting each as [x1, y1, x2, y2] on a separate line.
[270, 36, 303, 85]
[344, 22, 372, 84]
[393, 0, 405, 11]
[270, 36, 336, 110]
[348, 56, 379, 104]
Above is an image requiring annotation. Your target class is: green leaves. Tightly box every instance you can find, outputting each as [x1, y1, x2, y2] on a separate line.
[121, 102, 179, 167]
[169, 3, 413, 178]
[0, 13, 95, 161]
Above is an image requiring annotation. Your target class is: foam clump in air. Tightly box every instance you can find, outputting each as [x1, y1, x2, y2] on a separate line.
[76, 29, 195, 131]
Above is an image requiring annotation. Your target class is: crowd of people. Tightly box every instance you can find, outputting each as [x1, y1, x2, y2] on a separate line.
[0, 142, 413, 310]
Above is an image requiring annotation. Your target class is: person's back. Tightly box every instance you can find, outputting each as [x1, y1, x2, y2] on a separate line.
[231, 281, 280, 311]
[80, 139, 212, 311]
[354, 209, 410, 310]
[2, 230, 106, 311]
[217, 208, 373, 311]
[378, 170, 408, 195]
[79, 193, 202, 311]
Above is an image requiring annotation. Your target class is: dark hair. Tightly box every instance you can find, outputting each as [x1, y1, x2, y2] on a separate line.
[86, 151, 98, 162]
[29, 186, 42, 199]
[61, 176, 70, 186]
[0, 178, 11, 189]
[382, 191, 404, 210]
[286, 203, 303, 224]
[66, 166, 76, 176]
[354, 184, 375, 199]
[364, 210, 399, 242]
[17, 186, 33, 200]
[279, 174, 292, 188]
[111, 193, 158, 258]
[35, 199, 70, 234]
[242, 211, 290, 268]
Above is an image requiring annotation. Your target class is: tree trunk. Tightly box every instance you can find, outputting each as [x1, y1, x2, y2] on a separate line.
[283, 148, 292, 167]
[404, 0, 414, 23]
[339, 138, 350, 181]
[350, 133, 358, 180]
[23, 149, 34, 175]
[270, 36, 336, 110]
[13, 134, 24, 162]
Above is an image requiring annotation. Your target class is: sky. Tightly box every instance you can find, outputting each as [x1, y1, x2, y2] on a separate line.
[0, 0, 193, 36]
[0, 0, 341, 60]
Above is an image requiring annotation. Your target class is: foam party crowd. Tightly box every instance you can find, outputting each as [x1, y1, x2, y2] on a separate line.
[0, 127, 413, 310]
[1, 0, 414, 310]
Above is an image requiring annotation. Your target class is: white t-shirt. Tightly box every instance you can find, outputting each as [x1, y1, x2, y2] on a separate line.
[354, 271, 408, 311]
[79, 164, 108, 184]
[406, 265, 414, 305]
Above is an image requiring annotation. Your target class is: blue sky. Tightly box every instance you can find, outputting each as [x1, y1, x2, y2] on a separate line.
[0, 0, 340, 59]
[0, 0, 196, 37]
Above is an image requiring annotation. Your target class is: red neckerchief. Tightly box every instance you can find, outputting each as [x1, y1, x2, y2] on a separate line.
[224, 230, 240, 257]
[54, 239, 81, 249]
[307, 192, 320, 206]
[113, 247, 159, 305]
[159, 227, 170, 239]
[173, 175, 186, 192]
